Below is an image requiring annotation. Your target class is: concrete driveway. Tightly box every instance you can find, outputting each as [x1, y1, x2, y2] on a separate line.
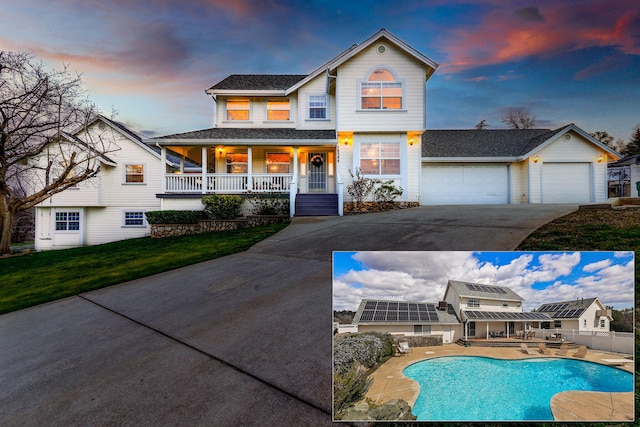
[0, 204, 577, 426]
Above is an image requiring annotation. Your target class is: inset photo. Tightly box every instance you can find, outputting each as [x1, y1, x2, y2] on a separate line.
[332, 251, 635, 422]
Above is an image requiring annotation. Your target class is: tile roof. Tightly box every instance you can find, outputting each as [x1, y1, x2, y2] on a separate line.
[353, 299, 461, 325]
[150, 127, 336, 141]
[422, 128, 559, 158]
[446, 280, 524, 301]
[208, 74, 308, 91]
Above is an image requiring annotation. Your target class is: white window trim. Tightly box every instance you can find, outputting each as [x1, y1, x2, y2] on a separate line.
[467, 299, 480, 308]
[357, 66, 406, 112]
[266, 97, 291, 121]
[306, 93, 329, 120]
[266, 152, 291, 174]
[122, 210, 147, 228]
[224, 97, 252, 122]
[356, 140, 402, 177]
[123, 163, 146, 185]
[53, 210, 81, 234]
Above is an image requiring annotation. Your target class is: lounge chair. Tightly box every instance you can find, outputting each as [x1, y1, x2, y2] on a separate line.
[556, 343, 569, 356]
[399, 341, 411, 353]
[395, 344, 407, 355]
[520, 343, 537, 355]
[538, 343, 552, 355]
[573, 346, 588, 358]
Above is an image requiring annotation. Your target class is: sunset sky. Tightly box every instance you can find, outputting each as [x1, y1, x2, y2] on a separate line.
[2, 0, 639, 142]
[333, 251, 635, 311]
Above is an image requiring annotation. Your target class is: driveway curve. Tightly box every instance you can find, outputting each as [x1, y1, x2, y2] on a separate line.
[0, 204, 577, 426]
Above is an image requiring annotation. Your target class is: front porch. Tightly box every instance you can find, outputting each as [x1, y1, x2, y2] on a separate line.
[164, 173, 293, 194]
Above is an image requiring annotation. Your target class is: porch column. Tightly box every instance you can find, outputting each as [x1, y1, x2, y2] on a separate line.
[464, 321, 468, 340]
[160, 146, 167, 193]
[180, 155, 185, 173]
[486, 323, 489, 339]
[201, 147, 208, 194]
[290, 147, 298, 217]
[247, 146, 253, 192]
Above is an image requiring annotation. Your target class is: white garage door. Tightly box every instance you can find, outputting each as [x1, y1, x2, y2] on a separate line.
[542, 163, 591, 203]
[421, 165, 509, 204]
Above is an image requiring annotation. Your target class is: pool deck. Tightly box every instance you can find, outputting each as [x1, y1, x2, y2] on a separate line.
[364, 344, 634, 422]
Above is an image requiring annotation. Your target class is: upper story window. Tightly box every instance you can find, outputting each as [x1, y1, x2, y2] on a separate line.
[226, 153, 248, 174]
[266, 153, 290, 173]
[554, 320, 562, 328]
[600, 319, 605, 328]
[227, 98, 250, 120]
[467, 299, 480, 308]
[308, 95, 327, 119]
[360, 68, 403, 110]
[124, 164, 145, 184]
[360, 141, 400, 175]
[267, 98, 290, 120]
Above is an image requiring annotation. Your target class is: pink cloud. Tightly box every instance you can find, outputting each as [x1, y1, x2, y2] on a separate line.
[439, 2, 640, 74]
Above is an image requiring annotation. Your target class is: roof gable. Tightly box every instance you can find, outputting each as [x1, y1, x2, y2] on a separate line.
[446, 280, 524, 301]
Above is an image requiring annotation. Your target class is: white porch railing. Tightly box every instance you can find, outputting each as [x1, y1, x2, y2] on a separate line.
[164, 174, 292, 194]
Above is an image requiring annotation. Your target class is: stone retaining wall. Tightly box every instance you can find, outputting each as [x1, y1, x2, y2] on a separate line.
[396, 335, 443, 347]
[343, 201, 420, 214]
[151, 215, 290, 238]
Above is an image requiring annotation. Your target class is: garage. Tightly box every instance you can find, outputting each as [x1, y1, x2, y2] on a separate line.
[421, 165, 509, 204]
[542, 162, 591, 203]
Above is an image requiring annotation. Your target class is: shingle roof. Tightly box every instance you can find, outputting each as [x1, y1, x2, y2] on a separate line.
[422, 129, 557, 158]
[536, 298, 597, 318]
[446, 280, 525, 301]
[353, 299, 461, 325]
[150, 127, 336, 141]
[208, 74, 308, 91]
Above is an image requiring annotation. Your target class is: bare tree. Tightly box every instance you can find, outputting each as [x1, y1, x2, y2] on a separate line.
[501, 108, 536, 129]
[590, 130, 625, 152]
[0, 52, 119, 254]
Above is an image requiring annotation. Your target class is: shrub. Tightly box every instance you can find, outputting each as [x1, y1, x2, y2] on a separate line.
[333, 365, 372, 415]
[248, 192, 289, 215]
[202, 195, 244, 219]
[372, 180, 403, 205]
[145, 210, 205, 224]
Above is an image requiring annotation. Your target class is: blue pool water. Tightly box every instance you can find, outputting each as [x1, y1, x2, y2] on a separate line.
[403, 356, 633, 421]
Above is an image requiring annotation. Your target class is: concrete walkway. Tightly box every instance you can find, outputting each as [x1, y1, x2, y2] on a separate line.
[0, 204, 577, 425]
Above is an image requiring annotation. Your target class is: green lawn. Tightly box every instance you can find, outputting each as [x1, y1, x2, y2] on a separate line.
[0, 223, 288, 315]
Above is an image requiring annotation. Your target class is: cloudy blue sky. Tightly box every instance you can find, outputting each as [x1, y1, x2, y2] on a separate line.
[2, 0, 639, 142]
[333, 251, 634, 311]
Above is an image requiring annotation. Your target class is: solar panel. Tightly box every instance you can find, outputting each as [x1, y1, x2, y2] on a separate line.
[398, 311, 409, 321]
[398, 302, 408, 311]
[360, 310, 375, 321]
[373, 311, 386, 321]
[364, 301, 377, 310]
[386, 311, 398, 321]
[388, 302, 398, 310]
[426, 303, 436, 311]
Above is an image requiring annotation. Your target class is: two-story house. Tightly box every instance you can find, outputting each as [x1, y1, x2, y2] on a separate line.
[442, 280, 551, 339]
[146, 28, 619, 216]
[535, 297, 612, 332]
[34, 115, 187, 250]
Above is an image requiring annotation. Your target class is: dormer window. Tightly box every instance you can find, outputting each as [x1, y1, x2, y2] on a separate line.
[226, 98, 250, 120]
[267, 98, 290, 120]
[360, 68, 403, 110]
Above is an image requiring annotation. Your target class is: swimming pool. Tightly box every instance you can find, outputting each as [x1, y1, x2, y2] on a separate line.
[403, 356, 633, 421]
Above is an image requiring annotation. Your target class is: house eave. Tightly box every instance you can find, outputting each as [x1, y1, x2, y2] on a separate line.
[205, 89, 288, 97]
[422, 157, 518, 163]
[146, 138, 337, 146]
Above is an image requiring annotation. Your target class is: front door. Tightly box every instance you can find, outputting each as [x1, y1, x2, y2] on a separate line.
[468, 321, 476, 337]
[307, 152, 327, 192]
[508, 322, 515, 336]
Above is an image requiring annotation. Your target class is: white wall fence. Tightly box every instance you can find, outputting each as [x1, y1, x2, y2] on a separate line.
[534, 328, 634, 355]
[334, 323, 358, 334]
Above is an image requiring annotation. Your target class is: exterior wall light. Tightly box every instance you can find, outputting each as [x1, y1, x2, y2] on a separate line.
[343, 137, 349, 145]
[532, 155, 540, 163]
[409, 138, 415, 146]
[596, 155, 605, 163]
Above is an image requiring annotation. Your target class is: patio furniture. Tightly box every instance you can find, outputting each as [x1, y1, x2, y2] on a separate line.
[398, 341, 411, 354]
[520, 343, 537, 355]
[538, 343, 552, 355]
[395, 344, 408, 356]
[572, 346, 588, 358]
[556, 343, 569, 356]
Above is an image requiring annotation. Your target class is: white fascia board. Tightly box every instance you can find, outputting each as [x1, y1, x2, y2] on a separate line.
[148, 139, 337, 146]
[204, 89, 287, 97]
[422, 157, 517, 163]
[522, 124, 622, 160]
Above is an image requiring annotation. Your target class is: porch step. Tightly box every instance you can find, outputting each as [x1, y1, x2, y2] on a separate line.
[295, 193, 339, 216]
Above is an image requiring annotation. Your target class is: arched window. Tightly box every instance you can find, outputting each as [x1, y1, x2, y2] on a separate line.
[360, 68, 403, 110]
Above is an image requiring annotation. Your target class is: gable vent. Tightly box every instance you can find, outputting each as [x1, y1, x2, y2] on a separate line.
[563, 134, 572, 141]
[377, 45, 386, 55]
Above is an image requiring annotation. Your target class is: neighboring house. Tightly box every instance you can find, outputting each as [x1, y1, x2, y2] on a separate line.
[145, 28, 619, 216]
[34, 116, 186, 250]
[442, 280, 550, 339]
[535, 298, 612, 332]
[352, 299, 461, 344]
[608, 154, 640, 197]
